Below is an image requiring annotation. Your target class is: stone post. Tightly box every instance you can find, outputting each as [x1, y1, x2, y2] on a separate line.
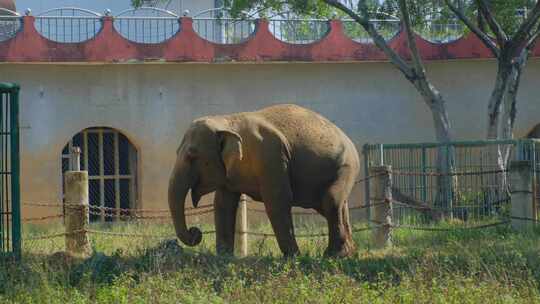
[369, 165, 393, 248]
[64, 147, 92, 257]
[235, 194, 248, 257]
[509, 160, 536, 231]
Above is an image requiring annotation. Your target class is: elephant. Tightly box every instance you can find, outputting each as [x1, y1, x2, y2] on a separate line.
[168, 104, 359, 257]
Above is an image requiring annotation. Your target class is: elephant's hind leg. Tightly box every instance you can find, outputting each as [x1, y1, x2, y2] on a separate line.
[321, 171, 356, 257]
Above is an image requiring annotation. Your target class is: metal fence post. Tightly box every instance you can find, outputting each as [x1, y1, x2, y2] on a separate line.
[369, 165, 393, 248]
[362, 144, 371, 226]
[10, 86, 21, 258]
[421, 146, 427, 202]
[235, 194, 248, 257]
[64, 147, 92, 257]
[509, 160, 536, 231]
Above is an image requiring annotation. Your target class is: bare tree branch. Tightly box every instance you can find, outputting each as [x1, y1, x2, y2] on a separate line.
[397, 0, 424, 80]
[526, 24, 540, 48]
[508, 2, 540, 57]
[323, 0, 414, 79]
[445, 0, 499, 58]
[475, 0, 508, 46]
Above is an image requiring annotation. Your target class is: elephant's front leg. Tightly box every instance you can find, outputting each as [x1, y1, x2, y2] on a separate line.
[264, 201, 299, 257]
[214, 188, 240, 255]
[261, 180, 299, 257]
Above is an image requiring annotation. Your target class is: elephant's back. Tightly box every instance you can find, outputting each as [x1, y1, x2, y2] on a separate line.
[256, 104, 359, 169]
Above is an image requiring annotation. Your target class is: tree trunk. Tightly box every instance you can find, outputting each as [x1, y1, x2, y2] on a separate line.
[487, 62, 513, 140]
[484, 51, 528, 199]
[500, 49, 529, 192]
[501, 50, 528, 143]
[412, 78, 456, 212]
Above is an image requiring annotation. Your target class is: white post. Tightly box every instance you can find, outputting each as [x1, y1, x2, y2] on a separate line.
[64, 147, 92, 257]
[235, 194, 248, 257]
[70, 146, 81, 171]
[509, 160, 536, 231]
[369, 165, 393, 248]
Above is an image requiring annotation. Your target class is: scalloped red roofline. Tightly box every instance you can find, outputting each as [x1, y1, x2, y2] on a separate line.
[0, 16, 538, 63]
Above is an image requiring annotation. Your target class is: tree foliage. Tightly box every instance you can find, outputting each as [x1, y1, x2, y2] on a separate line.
[223, 0, 536, 31]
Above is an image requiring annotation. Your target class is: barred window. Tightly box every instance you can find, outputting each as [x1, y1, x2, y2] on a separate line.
[61, 127, 138, 222]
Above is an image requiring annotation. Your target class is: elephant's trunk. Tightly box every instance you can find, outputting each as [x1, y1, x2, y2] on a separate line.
[168, 159, 202, 246]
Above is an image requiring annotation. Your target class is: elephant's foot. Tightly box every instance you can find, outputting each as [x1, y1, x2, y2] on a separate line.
[216, 243, 235, 256]
[324, 238, 356, 258]
[281, 245, 300, 258]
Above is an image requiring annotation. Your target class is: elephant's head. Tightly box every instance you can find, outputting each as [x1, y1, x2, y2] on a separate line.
[168, 117, 243, 246]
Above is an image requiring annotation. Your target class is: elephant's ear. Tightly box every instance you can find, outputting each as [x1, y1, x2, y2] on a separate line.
[218, 130, 243, 177]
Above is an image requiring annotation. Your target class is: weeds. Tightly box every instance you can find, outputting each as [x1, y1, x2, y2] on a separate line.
[1, 221, 540, 303]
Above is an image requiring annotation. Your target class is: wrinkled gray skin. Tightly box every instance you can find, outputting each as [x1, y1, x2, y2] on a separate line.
[168, 104, 359, 257]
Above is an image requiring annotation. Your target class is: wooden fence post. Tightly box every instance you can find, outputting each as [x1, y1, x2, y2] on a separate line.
[64, 147, 92, 257]
[369, 165, 393, 248]
[235, 194, 248, 257]
[509, 160, 536, 231]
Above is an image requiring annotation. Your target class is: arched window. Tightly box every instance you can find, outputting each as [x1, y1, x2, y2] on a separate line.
[61, 127, 138, 221]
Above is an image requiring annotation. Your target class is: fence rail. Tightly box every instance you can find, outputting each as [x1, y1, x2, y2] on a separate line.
[0, 6, 470, 45]
[0, 8, 22, 42]
[363, 139, 540, 225]
[342, 19, 400, 43]
[269, 19, 330, 44]
[34, 8, 103, 43]
[114, 7, 180, 44]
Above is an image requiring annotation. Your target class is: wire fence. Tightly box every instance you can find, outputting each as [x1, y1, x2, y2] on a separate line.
[19, 166, 538, 251]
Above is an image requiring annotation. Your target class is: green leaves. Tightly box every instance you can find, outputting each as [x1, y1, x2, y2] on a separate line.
[217, 0, 537, 37]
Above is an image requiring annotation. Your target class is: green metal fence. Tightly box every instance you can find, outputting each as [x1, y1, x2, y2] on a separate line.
[0, 83, 20, 258]
[363, 139, 540, 226]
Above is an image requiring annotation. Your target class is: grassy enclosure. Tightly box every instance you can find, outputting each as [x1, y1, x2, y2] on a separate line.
[2, 218, 540, 304]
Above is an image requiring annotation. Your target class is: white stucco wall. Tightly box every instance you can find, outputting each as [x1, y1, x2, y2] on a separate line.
[1, 59, 539, 217]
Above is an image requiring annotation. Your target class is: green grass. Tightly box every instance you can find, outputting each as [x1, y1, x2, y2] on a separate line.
[2, 221, 540, 303]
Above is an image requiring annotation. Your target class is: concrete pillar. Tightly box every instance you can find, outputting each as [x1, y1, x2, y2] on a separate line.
[234, 194, 248, 257]
[509, 160, 536, 231]
[64, 147, 92, 257]
[369, 165, 393, 248]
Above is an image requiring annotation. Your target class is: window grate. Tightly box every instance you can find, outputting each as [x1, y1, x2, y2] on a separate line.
[61, 128, 137, 222]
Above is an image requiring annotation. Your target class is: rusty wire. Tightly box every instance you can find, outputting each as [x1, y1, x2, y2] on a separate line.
[24, 230, 86, 241]
[393, 221, 510, 232]
[22, 202, 213, 213]
[509, 216, 540, 223]
[354, 172, 385, 184]
[246, 201, 386, 214]
[391, 168, 507, 177]
[22, 214, 64, 222]
[87, 207, 214, 219]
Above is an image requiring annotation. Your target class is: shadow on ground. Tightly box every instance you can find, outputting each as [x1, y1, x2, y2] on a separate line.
[2, 225, 540, 297]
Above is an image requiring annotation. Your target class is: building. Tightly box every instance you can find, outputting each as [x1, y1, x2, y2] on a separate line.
[0, 3, 539, 219]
